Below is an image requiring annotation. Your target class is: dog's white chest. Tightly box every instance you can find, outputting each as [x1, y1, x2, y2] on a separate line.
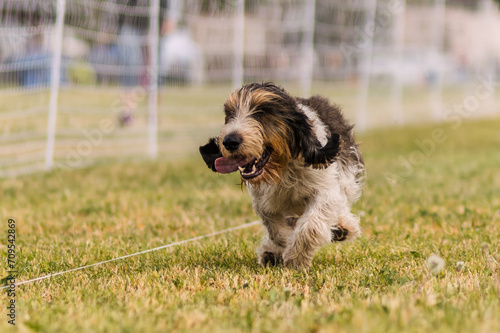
[248, 163, 333, 216]
[249, 183, 307, 216]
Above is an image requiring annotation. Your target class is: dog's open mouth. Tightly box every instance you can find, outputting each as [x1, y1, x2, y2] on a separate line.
[214, 149, 271, 180]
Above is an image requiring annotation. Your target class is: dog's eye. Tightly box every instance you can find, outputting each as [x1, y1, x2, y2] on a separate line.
[251, 109, 266, 120]
[224, 107, 236, 123]
[225, 113, 238, 124]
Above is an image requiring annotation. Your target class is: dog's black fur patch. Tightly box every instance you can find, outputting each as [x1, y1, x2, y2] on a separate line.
[283, 106, 340, 168]
[301, 133, 340, 167]
[199, 137, 222, 172]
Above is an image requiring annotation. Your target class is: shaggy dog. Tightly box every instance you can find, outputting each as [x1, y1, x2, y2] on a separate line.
[199, 83, 364, 269]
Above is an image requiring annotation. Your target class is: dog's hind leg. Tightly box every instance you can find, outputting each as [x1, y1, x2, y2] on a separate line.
[282, 198, 361, 269]
[331, 213, 361, 242]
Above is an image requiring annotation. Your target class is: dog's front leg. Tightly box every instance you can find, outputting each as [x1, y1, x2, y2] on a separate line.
[256, 213, 295, 267]
[282, 210, 331, 270]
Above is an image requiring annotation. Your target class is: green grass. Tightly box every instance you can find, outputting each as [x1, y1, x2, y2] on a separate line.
[0, 116, 499, 332]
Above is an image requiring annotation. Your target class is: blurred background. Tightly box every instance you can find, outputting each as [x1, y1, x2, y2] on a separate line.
[0, 0, 499, 178]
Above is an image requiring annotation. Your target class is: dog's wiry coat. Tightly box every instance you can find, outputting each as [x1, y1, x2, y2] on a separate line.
[200, 83, 364, 269]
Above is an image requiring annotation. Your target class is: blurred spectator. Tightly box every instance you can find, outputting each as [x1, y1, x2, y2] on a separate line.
[114, 0, 149, 126]
[12, 31, 51, 87]
[116, 23, 144, 87]
[88, 33, 121, 84]
[0, 18, 28, 62]
[159, 0, 204, 85]
[159, 27, 204, 85]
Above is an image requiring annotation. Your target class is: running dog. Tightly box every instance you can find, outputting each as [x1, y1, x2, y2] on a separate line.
[199, 83, 364, 269]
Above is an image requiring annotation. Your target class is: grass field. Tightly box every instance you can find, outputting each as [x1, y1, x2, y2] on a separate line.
[1, 112, 500, 331]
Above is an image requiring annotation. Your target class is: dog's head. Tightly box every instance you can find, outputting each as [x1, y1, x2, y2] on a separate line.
[199, 83, 340, 185]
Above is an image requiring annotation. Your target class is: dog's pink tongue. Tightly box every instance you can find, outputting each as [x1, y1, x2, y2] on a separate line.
[214, 157, 248, 174]
[215, 157, 240, 174]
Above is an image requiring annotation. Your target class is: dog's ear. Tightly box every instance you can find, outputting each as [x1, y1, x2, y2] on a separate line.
[199, 137, 222, 172]
[302, 133, 341, 168]
[286, 111, 341, 169]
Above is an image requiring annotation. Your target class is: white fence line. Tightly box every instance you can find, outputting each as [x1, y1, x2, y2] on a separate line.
[0, 0, 499, 178]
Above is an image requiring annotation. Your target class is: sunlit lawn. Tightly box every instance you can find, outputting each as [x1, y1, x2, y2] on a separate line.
[0, 113, 499, 332]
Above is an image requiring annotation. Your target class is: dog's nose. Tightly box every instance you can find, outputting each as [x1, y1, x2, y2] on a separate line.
[223, 134, 242, 152]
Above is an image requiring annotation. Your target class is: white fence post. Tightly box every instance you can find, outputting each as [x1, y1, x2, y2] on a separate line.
[301, 0, 316, 98]
[481, 0, 497, 110]
[232, 0, 245, 90]
[148, 0, 160, 159]
[391, 0, 406, 125]
[430, 0, 445, 121]
[45, 0, 66, 171]
[355, 0, 377, 132]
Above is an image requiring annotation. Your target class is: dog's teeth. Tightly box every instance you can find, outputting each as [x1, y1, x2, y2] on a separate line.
[252, 165, 256, 173]
[238, 166, 245, 172]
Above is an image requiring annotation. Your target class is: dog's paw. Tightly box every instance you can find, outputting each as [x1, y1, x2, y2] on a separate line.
[331, 225, 348, 242]
[260, 251, 283, 267]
